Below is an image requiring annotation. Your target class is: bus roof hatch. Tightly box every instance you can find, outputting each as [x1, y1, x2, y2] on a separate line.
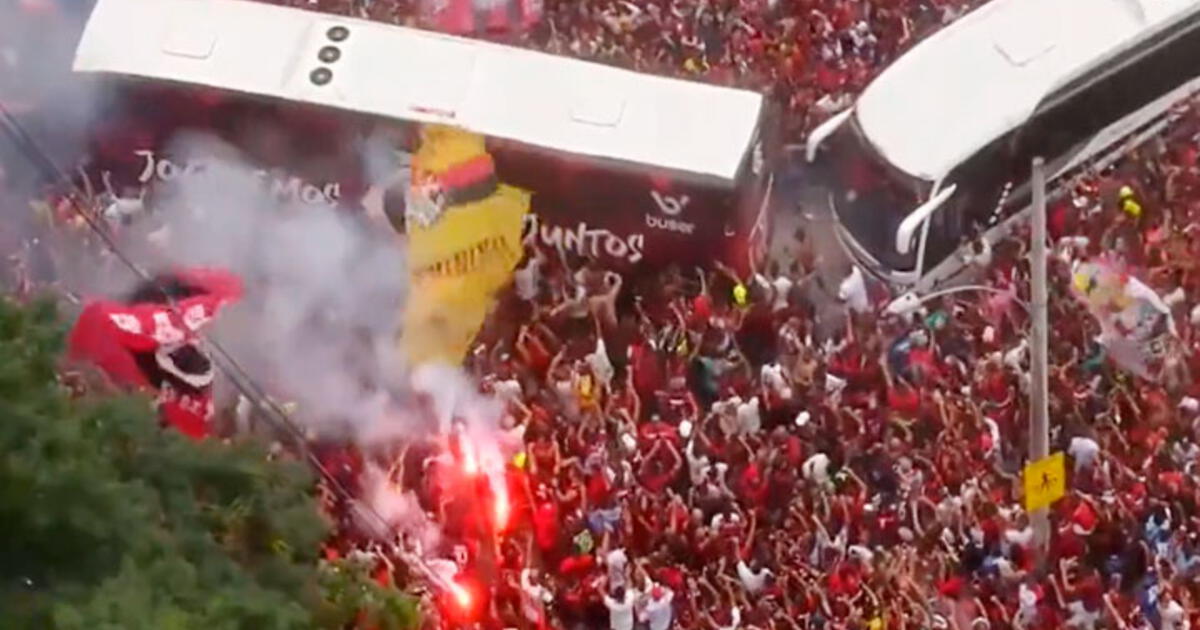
[161, 20, 218, 60]
[569, 94, 626, 127]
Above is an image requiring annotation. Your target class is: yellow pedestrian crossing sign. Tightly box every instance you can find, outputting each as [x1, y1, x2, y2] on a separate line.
[1023, 452, 1066, 512]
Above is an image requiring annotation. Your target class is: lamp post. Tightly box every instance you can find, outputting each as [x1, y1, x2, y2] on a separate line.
[885, 156, 1052, 563]
[1028, 157, 1051, 561]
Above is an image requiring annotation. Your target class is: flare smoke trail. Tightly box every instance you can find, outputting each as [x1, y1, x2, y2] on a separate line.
[127, 133, 414, 442]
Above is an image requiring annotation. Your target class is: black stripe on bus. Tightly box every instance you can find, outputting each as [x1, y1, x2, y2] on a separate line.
[1039, 7, 1200, 112]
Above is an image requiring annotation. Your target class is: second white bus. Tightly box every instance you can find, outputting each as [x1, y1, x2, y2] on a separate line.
[806, 0, 1200, 290]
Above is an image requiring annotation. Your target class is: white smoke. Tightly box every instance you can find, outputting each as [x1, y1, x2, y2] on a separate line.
[119, 133, 415, 443]
[125, 134, 513, 545]
[357, 461, 442, 550]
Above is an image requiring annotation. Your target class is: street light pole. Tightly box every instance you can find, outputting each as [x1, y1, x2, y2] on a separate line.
[1029, 157, 1051, 560]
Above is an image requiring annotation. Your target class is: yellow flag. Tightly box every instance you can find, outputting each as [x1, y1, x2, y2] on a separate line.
[400, 126, 529, 365]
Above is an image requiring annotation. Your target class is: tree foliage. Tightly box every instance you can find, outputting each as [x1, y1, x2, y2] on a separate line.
[0, 297, 418, 629]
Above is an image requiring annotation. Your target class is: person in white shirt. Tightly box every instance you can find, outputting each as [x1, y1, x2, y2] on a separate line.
[1068, 435, 1101, 473]
[736, 396, 762, 436]
[1014, 581, 1039, 630]
[710, 511, 741, 531]
[685, 439, 712, 486]
[824, 372, 848, 402]
[1003, 339, 1029, 372]
[520, 568, 553, 626]
[497, 414, 526, 459]
[981, 416, 1001, 458]
[587, 336, 615, 390]
[838, 266, 871, 313]
[605, 548, 629, 589]
[736, 559, 772, 594]
[641, 585, 674, 630]
[760, 363, 791, 401]
[1005, 519, 1034, 551]
[714, 396, 742, 438]
[803, 452, 832, 487]
[604, 586, 636, 630]
[772, 275, 793, 312]
[492, 377, 523, 403]
[513, 248, 545, 302]
[1064, 599, 1100, 630]
[1161, 590, 1189, 630]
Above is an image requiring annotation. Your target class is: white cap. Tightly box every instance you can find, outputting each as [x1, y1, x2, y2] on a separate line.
[795, 410, 812, 427]
[679, 420, 694, 438]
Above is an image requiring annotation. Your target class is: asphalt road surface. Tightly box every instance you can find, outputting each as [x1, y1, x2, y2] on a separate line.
[769, 148, 854, 341]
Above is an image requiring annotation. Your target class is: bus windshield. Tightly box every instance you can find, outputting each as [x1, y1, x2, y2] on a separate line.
[827, 117, 932, 272]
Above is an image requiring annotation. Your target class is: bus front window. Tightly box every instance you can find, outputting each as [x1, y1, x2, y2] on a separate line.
[826, 118, 931, 272]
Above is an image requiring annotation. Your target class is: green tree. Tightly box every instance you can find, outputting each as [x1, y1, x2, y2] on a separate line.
[0, 297, 418, 629]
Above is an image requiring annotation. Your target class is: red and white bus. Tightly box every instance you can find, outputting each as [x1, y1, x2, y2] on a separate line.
[71, 0, 779, 271]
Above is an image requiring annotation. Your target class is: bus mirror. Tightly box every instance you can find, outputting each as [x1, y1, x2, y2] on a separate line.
[805, 109, 852, 163]
[895, 184, 957, 255]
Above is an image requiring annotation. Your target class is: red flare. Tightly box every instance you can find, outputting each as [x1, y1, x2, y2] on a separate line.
[450, 581, 473, 610]
[493, 484, 511, 531]
[462, 443, 479, 476]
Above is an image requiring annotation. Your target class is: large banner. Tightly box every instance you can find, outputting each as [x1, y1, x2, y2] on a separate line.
[1071, 256, 1176, 379]
[400, 126, 529, 365]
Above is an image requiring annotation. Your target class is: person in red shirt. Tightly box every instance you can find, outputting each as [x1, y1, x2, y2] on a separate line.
[639, 438, 683, 494]
[640, 414, 680, 449]
[532, 486, 563, 564]
[738, 458, 770, 513]
[656, 375, 700, 425]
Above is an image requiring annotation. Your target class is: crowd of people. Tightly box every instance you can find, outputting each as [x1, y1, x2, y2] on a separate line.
[328, 97, 1200, 630]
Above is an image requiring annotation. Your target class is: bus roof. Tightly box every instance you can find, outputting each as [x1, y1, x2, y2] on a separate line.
[73, 0, 765, 181]
[854, 0, 1200, 182]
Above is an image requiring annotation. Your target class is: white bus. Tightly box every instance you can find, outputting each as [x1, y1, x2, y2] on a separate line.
[70, 0, 778, 270]
[806, 0, 1200, 289]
